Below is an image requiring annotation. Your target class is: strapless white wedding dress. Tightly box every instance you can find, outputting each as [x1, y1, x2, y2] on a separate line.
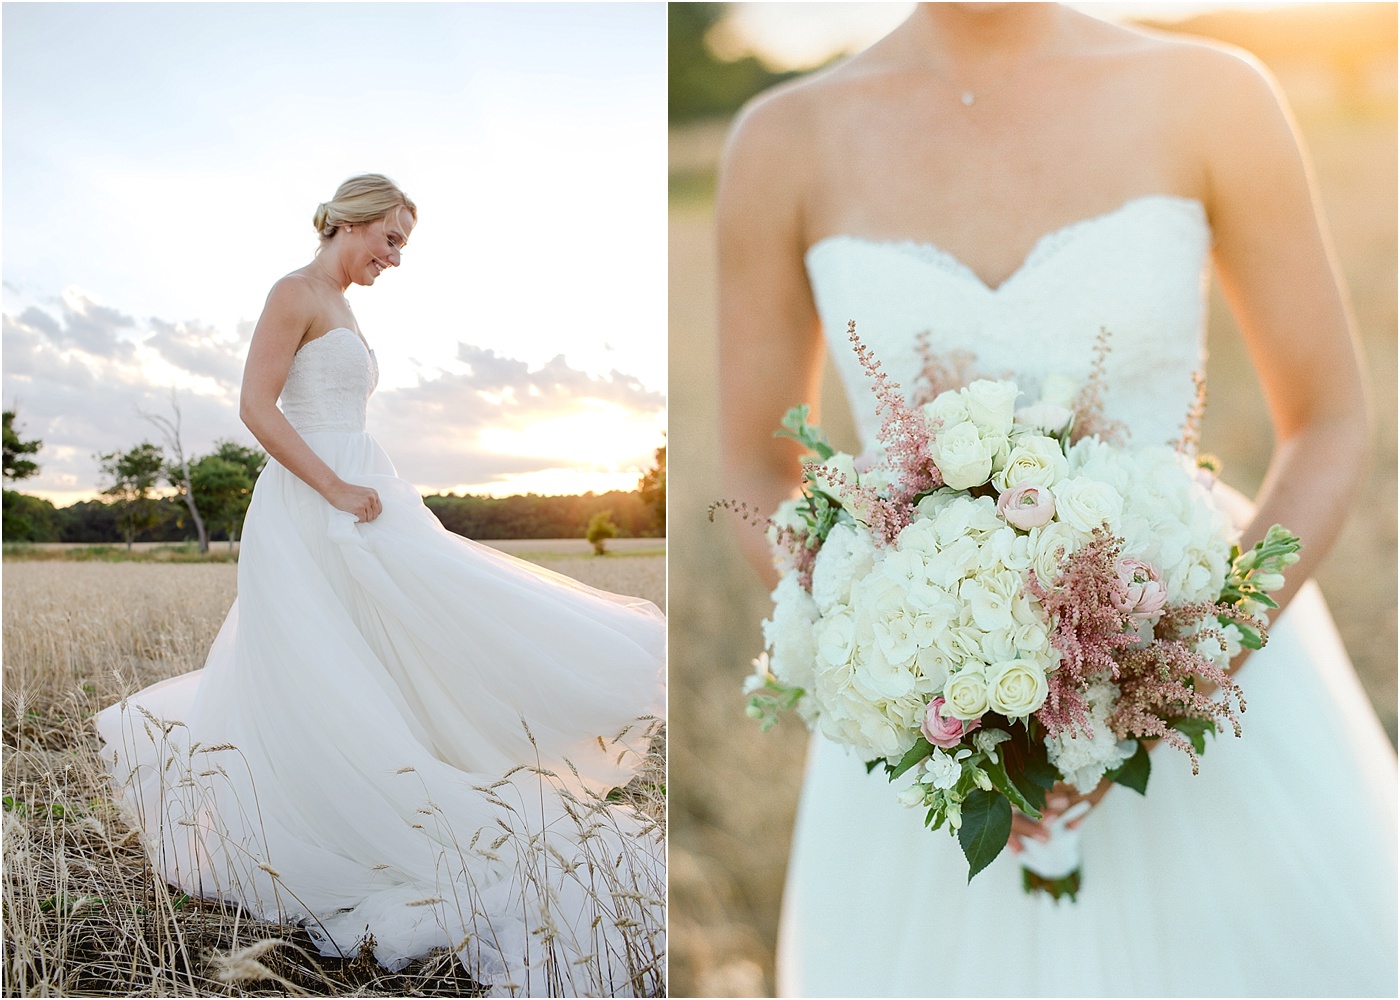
[778, 196, 1397, 997]
[95, 327, 666, 997]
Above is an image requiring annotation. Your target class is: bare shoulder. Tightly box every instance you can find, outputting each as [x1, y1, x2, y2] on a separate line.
[253, 273, 321, 345]
[718, 53, 902, 233]
[719, 66, 833, 186]
[1110, 21, 1286, 122]
[723, 45, 911, 158]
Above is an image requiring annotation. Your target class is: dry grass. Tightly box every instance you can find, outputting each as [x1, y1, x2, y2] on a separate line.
[667, 104, 1398, 996]
[2, 555, 666, 997]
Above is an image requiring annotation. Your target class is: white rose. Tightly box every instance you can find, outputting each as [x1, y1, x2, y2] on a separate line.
[964, 379, 1020, 437]
[1051, 476, 1125, 536]
[1039, 374, 1079, 408]
[1014, 402, 1074, 436]
[931, 421, 994, 490]
[994, 434, 1070, 492]
[985, 660, 1048, 717]
[943, 669, 989, 720]
[923, 391, 970, 430]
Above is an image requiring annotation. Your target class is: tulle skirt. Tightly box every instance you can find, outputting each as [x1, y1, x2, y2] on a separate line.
[777, 490, 1397, 997]
[95, 430, 666, 997]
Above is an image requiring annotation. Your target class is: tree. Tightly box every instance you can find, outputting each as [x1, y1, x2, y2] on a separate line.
[98, 442, 166, 550]
[2, 490, 58, 542]
[141, 392, 209, 553]
[195, 439, 266, 549]
[189, 454, 254, 550]
[669, 3, 795, 123]
[3, 409, 42, 482]
[638, 442, 666, 536]
[586, 510, 618, 556]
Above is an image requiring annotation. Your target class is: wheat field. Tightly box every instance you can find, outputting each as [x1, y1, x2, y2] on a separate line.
[2, 551, 665, 997]
[667, 104, 1398, 997]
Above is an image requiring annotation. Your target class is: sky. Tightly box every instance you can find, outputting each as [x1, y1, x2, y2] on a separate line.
[2, 2, 666, 505]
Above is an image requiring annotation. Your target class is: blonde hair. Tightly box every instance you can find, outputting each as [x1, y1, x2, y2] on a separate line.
[312, 174, 417, 244]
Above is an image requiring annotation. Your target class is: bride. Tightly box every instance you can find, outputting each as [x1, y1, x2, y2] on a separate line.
[717, 4, 1396, 996]
[96, 174, 666, 997]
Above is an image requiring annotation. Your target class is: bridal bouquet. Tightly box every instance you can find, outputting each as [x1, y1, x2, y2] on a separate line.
[728, 322, 1299, 899]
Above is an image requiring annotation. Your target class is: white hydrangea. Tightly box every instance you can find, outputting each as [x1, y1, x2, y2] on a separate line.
[810, 520, 876, 614]
[762, 574, 820, 696]
[1045, 678, 1136, 794]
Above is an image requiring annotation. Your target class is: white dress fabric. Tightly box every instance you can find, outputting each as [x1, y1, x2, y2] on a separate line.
[95, 327, 666, 997]
[779, 195, 1398, 997]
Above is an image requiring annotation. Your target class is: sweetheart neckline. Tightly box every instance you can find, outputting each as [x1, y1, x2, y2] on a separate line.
[805, 193, 1207, 295]
[296, 326, 375, 358]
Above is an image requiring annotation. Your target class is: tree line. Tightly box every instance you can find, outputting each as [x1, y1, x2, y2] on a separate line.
[2, 410, 665, 546]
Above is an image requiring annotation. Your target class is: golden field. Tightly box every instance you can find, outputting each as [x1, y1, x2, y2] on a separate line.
[1, 549, 664, 996]
[668, 103, 1397, 999]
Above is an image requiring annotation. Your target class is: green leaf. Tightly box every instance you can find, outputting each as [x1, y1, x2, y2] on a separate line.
[1106, 740, 1151, 795]
[958, 789, 1013, 882]
[999, 725, 1052, 813]
[1170, 717, 1216, 755]
[864, 758, 882, 775]
[775, 405, 835, 460]
[890, 737, 934, 780]
[982, 753, 1042, 819]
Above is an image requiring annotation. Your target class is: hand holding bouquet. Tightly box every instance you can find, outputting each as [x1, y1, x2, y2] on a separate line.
[726, 323, 1299, 898]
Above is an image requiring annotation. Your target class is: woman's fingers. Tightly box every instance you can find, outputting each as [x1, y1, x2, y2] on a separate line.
[355, 488, 381, 522]
[1009, 810, 1050, 852]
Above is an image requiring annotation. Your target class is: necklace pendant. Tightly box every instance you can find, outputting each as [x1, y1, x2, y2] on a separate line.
[961, 91, 975, 107]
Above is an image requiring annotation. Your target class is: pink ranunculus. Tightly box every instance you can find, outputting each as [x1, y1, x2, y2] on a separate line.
[921, 696, 981, 749]
[1112, 557, 1168, 622]
[996, 483, 1056, 530]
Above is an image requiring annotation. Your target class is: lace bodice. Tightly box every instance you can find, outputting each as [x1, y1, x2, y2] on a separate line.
[805, 194, 1212, 450]
[280, 327, 378, 433]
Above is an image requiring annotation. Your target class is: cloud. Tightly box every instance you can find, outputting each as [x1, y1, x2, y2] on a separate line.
[370, 344, 665, 490]
[455, 343, 664, 411]
[4, 304, 664, 501]
[23, 291, 139, 358]
[143, 318, 246, 387]
[2, 304, 243, 498]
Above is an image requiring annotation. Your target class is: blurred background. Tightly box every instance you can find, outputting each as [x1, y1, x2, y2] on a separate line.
[668, 3, 1397, 996]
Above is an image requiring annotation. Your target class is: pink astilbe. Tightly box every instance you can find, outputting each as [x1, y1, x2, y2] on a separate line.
[848, 321, 943, 504]
[1173, 368, 1208, 454]
[801, 458, 910, 548]
[1110, 602, 1258, 773]
[911, 333, 980, 407]
[1026, 529, 1140, 736]
[1069, 328, 1127, 446]
[709, 498, 820, 591]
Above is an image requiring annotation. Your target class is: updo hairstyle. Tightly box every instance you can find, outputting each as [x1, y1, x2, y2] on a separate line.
[313, 174, 417, 244]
